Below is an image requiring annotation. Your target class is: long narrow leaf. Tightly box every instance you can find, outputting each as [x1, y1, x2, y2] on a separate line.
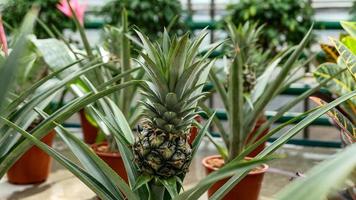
[0, 81, 139, 177]
[0, 10, 37, 110]
[276, 143, 356, 200]
[0, 117, 122, 200]
[210, 90, 356, 200]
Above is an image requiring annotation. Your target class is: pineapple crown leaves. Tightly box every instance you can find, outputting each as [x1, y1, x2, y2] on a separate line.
[134, 28, 223, 134]
[135, 28, 222, 99]
[226, 21, 264, 57]
[225, 21, 268, 93]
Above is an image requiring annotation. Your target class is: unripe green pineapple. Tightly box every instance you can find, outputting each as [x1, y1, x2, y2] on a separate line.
[242, 64, 256, 93]
[133, 30, 217, 178]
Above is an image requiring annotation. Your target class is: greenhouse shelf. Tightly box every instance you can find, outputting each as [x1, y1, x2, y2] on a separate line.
[84, 19, 343, 30]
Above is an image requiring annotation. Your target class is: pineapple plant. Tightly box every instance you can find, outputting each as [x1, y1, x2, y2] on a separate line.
[225, 22, 267, 94]
[133, 30, 219, 178]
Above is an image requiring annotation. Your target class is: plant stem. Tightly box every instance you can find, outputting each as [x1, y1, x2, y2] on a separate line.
[149, 182, 166, 200]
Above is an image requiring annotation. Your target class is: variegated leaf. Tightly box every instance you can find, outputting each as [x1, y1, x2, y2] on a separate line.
[310, 97, 356, 145]
[320, 43, 339, 63]
[331, 39, 356, 81]
[314, 62, 356, 110]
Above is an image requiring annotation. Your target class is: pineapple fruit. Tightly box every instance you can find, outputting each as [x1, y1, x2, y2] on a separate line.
[133, 30, 218, 178]
[242, 64, 256, 93]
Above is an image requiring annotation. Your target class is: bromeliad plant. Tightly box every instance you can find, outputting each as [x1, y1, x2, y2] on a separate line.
[178, 23, 356, 199]
[202, 21, 316, 161]
[132, 29, 220, 179]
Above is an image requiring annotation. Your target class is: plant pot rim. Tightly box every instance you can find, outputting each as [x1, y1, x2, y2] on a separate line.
[202, 155, 269, 175]
[91, 142, 121, 158]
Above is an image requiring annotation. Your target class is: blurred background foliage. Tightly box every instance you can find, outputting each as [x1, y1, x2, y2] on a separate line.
[100, 0, 186, 39]
[226, 0, 314, 54]
[350, 1, 356, 20]
[2, 0, 76, 38]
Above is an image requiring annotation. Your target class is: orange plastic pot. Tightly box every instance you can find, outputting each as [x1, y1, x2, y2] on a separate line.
[79, 109, 98, 144]
[202, 155, 268, 200]
[7, 131, 56, 184]
[91, 142, 128, 183]
[247, 115, 269, 157]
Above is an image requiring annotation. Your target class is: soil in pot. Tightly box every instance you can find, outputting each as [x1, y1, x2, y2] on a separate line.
[79, 109, 99, 144]
[91, 142, 128, 183]
[7, 130, 56, 184]
[246, 115, 269, 157]
[202, 155, 268, 200]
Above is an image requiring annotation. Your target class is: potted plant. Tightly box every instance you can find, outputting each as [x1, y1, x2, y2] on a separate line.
[40, 4, 200, 184]
[183, 30, 355, 199]
[199, 21, 324, 199]
[0, 7, 136, 186]
[27, 3, 142, 183]
[0, 13, 59, 184]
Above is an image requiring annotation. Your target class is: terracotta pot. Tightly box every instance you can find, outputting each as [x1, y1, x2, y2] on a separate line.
[7, 131, 56, 184]
[202, 155, 268, 200]
[91, 142, 128, 183]
[79, 109, 99, 144]
[188, 116, 202, 145]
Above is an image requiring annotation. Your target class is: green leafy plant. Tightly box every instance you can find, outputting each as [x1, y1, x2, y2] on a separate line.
[2, 0, 76, 38]
[100, 0, 185, 39]
[31, 8, 144, 149]
[314, 21, 356, 127]
[131, 28, 221, 181]
[190, 22, 355, 199]
[226, 0, 314, 54]
[202, 21, 316, 161]
[0, 7, 37, 110]
[0, 9, 142, 193]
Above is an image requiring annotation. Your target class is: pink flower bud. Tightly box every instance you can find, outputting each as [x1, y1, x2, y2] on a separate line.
[57, 0, 87, 25]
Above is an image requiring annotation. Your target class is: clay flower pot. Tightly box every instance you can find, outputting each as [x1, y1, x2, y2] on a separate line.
[79, 109, 99, 144]
[247, 115, 269, 157]
[202, 155, 268, 200]
[7, 131, 56, 184]
[91, 142, 128, 183]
